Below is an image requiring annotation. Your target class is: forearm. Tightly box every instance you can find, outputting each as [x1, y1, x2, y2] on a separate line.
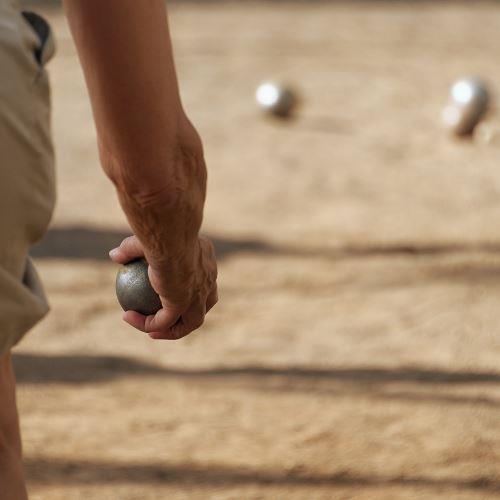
[63, 0, 206, 281]
[63, 0, 183, 165]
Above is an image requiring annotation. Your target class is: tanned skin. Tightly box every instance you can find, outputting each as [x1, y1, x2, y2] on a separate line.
[2, 3, 218, 497]
[0, 353, 28, 500]
[63, 0, 218, 340]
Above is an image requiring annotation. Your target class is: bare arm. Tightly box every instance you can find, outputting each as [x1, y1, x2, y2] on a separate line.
[63, 0, 217, 339]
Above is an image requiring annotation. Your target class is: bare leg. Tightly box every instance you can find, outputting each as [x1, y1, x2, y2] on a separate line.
[0, 351, 28, 500]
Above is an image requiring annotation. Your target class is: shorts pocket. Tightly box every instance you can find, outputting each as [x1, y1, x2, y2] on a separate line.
[21, 11, 55, 68]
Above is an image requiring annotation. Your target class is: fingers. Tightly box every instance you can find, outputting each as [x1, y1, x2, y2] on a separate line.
[144, 305, 184, 334]
[123, 304, 182, 336]
[149, 317, 199, 341]
[123, 293, 218, 340]
[125, 286, 218, 341]
[148, 298, 206, 340]
[119, 235, 219, 340]
[148, 285, 218, 340]
[122, 310, 149, 331]
[109, 235, 144, 264]
[126, 312, 193, 341]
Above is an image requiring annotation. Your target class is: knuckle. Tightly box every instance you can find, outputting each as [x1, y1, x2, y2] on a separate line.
[192, 315, 204, 330]
[144, 316, 159, 333]
[206, 239, 216, 255]
[171, 331, 186, 341]
[201, 236, 216, 257]
[168, 324, 187, 340]
[121, 235, 135, 250]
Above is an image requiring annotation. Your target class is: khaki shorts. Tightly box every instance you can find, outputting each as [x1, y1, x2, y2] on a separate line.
[0, 0, 56, 354]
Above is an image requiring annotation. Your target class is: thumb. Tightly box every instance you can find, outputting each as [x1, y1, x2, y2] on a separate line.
[109, 235, 145, 264]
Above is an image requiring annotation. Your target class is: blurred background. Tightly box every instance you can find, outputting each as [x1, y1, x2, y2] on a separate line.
[15, 1, 500, 499]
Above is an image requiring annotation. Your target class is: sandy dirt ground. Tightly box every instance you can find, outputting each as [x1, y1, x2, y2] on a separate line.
[12, 1, 500, 498]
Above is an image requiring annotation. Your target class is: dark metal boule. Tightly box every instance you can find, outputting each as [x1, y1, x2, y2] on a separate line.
[115, 258, 162, 316]
[256, 82, 298, 119]
[442, 77, 490, 136]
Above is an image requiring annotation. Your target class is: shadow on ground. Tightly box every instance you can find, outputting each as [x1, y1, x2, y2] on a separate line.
[14, 353, 500, 385]
[30, 226, 274, 261]
[30, 226, 500, 262]
[24, 457, 499, 493]
[13, 353, 500, 408]
[20, 0, 474, 6]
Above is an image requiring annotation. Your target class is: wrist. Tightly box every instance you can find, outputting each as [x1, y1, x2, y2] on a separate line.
[101, 115, 205, 206]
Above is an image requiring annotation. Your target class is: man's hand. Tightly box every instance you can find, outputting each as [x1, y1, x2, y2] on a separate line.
[110, 235, 218, 340]
[64, 0, 218, 339]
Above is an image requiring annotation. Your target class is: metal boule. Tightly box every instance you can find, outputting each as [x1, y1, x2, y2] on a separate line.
[256, 82, 298, 119]
[115, 258, 162, 316]
[442, 77, 490, 136]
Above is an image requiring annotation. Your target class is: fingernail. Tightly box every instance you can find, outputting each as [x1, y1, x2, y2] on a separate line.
[109, 248, 119, 259]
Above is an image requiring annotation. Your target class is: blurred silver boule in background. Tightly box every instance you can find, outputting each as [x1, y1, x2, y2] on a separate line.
[256, 82, 298, 119]
[441, 77, 490, 136]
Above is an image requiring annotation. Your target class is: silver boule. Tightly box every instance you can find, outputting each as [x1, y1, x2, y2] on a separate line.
[256, 82, 297, 118]
[442, 77, 490, 136]
[116, 258, 162, 316]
